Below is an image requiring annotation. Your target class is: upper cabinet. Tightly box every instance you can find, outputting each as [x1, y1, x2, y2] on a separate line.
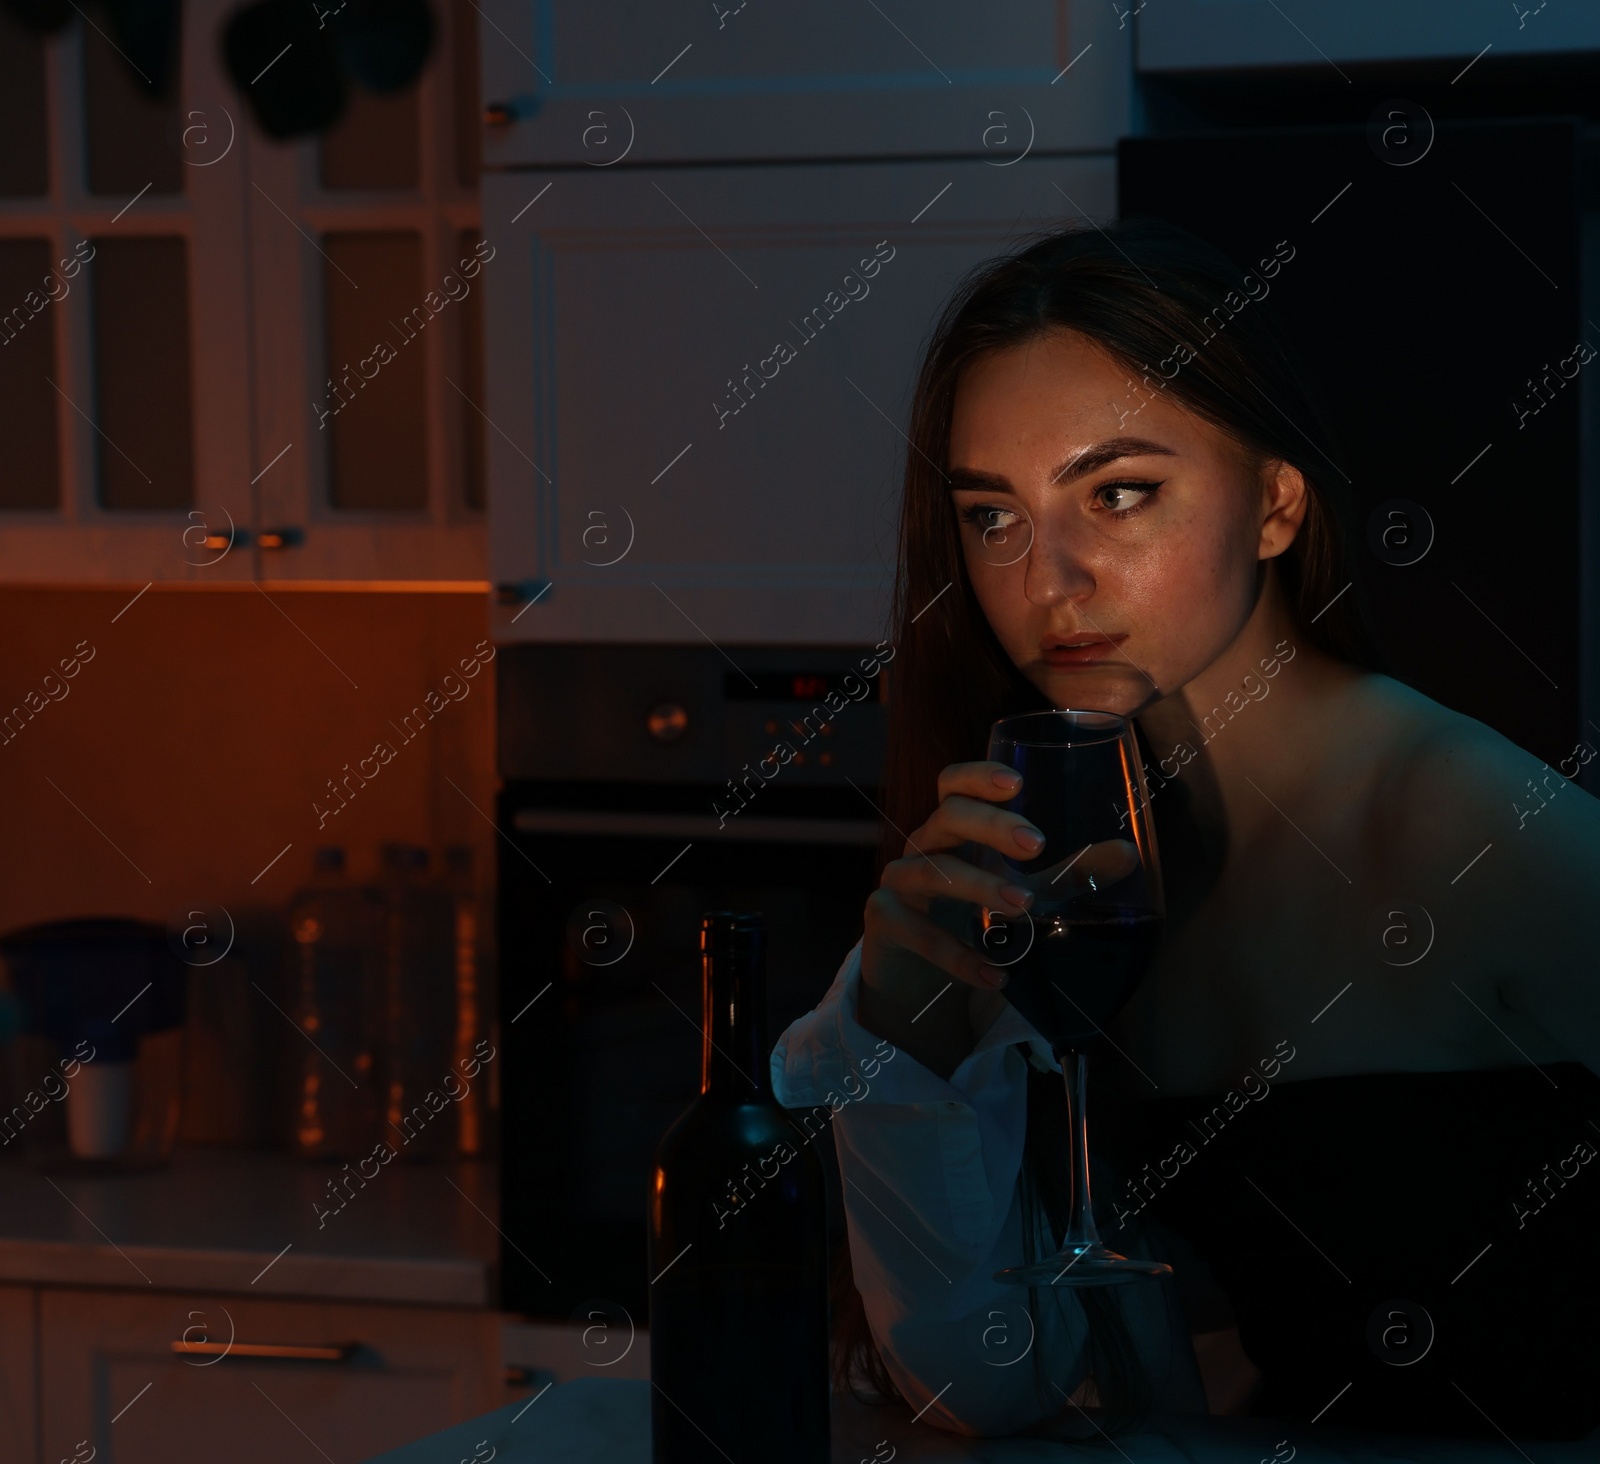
[480, 0, 1132, 166]
[477, 3, 1135, 645]
[244, 6, 487, 585]
[482, 156, 1115, 646]
[1136, 0, 1600, 72]
[0, 0, 486, 584]
[0, 0, 253, 583]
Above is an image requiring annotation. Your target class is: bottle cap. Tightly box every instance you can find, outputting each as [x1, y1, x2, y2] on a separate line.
[381, 842, 429, 871]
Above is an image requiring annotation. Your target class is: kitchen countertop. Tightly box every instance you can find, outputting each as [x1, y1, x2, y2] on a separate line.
[0, 1147, 498, 1306]
[365, 1378, 1600, 1464]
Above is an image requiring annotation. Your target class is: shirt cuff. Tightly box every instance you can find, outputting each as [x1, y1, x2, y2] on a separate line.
[771, 942, 1031, 1255]
[771, 941, 975, 1110]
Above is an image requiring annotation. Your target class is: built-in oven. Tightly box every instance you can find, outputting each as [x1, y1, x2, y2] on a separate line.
[495, 644, 888, 1323]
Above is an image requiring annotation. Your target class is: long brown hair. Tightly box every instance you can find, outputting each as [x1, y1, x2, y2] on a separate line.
[832, 217, 1390, 1434]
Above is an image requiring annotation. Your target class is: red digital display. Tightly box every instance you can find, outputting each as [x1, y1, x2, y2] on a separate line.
[723, 670, 879, 702]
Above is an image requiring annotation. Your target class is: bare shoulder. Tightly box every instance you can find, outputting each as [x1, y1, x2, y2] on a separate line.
[1354, 673, 1600, 886]
[1343, 678, 1600, 1071]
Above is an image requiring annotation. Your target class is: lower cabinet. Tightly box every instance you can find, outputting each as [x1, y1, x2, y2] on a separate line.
[0, 1286, 38, 1464]
[37, 1289, 501, 1464]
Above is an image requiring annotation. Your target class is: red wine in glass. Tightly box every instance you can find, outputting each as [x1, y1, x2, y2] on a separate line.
[978, 709, 1172, 1287]
[994, 909, 1162, 1051]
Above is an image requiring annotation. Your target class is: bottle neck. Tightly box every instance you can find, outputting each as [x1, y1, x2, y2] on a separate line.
[701, 949, 770, 1100]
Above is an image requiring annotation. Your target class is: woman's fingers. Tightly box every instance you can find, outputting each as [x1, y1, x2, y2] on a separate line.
[936, 759, 1024, 803]
[882, 850, 1033, 916]
[896, 762, 1042, 862]
[865, 889, 1007, 991]
[1018, 837, 1142, 899]
[863, 761, 1146, 1011]
[906, 793, 1045, 861]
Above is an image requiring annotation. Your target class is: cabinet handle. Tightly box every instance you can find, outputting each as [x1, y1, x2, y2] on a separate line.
[496, 577, 551, 606]
[171, 1338, 357, 1362]
[256, 527, 305, 550]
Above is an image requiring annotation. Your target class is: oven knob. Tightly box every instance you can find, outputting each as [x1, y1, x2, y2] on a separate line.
[647, 702, 688, 742]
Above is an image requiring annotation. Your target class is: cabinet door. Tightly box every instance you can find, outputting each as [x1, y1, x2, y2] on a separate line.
[39, 1290, 500, 1464]
[483, 155, 1114, 644]
[241, 1, 487, 582]
[0, 0, 254, 585]
[481, 0, 1130, 167]
[0, 1287, 37, 1464]
[0, 0, 486, 586]
[1136, 1, 1600, 71]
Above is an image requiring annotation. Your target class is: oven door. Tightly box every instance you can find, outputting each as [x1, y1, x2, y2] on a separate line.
[497, 789, 878, 1321]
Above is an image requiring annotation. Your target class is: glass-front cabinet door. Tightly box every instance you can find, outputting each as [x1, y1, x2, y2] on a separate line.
[0, 0, 486, 584]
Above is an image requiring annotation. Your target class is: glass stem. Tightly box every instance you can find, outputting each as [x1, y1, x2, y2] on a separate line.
[1061, 1048, 1101, 1254]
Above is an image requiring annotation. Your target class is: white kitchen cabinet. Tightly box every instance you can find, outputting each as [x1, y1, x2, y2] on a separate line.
[0, 0, 487, 586]
[0, 0, 255, 586]
[39, 1288, 501, 1464]
[0, 1286, 36, 1464]
[481, 154, 1114, 644]
[242, 50, 488, 584]
[1136, 0, 1600, 73]
[480, 0, 1131, 168]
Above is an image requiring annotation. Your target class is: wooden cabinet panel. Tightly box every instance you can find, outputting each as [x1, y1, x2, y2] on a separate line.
[480, 0, 1130, 167]
[483, 154, 1114, 644]
[1136, 1, 1600, 72]
[40, 1290, 499, 1464]
[0, 1286, 37, 1464]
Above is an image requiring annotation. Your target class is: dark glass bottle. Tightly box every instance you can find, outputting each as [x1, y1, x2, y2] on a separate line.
[648, 912, 830, 1464]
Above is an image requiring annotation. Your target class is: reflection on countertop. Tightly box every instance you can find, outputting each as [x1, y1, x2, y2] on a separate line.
[0, 1147, 498, 1306]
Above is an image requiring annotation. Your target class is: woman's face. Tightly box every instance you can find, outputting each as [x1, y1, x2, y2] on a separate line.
[946, 328, 1304, 716]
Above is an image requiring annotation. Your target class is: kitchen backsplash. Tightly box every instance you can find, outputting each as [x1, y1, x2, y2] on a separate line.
[0, 586, 495, 921]
[0, 586, 497, 1148]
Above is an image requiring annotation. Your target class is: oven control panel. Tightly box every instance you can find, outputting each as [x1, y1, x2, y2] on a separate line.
[497, 643, 887, 789]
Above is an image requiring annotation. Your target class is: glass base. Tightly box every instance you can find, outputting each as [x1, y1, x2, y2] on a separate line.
[995, 1243, 1173, 1288]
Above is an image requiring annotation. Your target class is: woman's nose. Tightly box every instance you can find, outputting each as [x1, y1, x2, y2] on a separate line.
[1022, 523, 1095, 606]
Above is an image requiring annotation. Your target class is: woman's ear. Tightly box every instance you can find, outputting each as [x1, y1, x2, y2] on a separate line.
[1257, 457, 1309, 560]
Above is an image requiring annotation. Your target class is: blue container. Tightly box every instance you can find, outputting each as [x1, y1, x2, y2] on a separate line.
[1, 918, 187, 1168]
[1, 918, 186, 1059]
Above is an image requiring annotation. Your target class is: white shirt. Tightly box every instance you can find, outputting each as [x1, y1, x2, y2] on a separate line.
[770, 940, 1207, 1436]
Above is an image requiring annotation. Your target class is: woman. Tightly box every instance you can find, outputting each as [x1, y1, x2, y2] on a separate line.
[770, 219, 1600, 1441]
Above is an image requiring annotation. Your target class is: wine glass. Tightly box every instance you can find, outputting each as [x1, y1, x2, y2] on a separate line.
[977, 708, 1171, 1287]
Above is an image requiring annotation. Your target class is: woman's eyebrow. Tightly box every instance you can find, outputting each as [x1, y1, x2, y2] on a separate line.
[946, 466, 1011, 493]
[947, 436, 1177, 494]
[1049, 436, 1177, 485]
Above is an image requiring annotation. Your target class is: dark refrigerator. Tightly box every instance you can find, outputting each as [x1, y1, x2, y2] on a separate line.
[1119, 117, 1599, 784]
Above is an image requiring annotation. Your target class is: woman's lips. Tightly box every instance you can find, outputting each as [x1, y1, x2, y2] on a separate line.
[1040, 635, 1127, 667]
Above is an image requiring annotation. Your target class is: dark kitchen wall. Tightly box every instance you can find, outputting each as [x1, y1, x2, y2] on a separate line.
[1120, 118, 1597, 777]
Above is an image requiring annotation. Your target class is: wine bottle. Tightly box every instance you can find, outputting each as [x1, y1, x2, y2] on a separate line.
[648, 912, 830, 1464]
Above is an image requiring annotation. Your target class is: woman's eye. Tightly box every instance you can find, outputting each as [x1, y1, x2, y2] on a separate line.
[959, 502, 1023, 531]
[1094, 480, 1160, 515]
[957, 500, 1034, 565]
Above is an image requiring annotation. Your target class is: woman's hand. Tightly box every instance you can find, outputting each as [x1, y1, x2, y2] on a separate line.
[855, 761, 1143, 1080]
[863, 761, 1042, 1005]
